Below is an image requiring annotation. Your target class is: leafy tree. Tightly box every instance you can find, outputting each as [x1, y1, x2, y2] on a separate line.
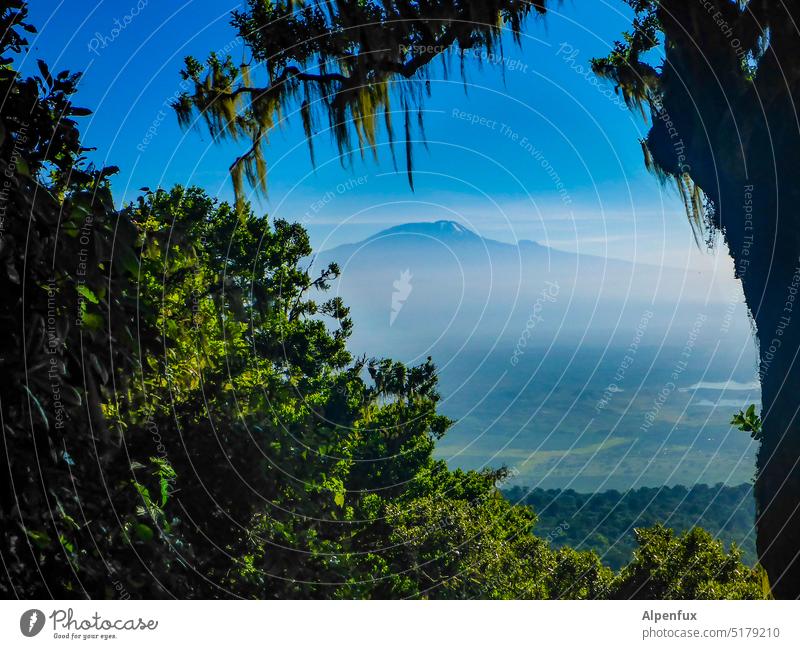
[611, 525, 765, 600]
[510, 483, 758, 570]
[0, 0, 168, 597]
[105, 186, 613, 599]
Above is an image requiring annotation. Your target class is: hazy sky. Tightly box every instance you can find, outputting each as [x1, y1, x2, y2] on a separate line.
[24, 1, 738, 277]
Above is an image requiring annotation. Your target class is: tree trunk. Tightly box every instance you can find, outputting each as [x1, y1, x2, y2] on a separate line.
[757, 340, 800, 598]
[647, 0, 800, 592]
[717, 175, 800, 598]
[745, 197, 800, 599]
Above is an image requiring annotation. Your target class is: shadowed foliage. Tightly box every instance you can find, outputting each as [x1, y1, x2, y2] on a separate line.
[0, 0, 161, 597]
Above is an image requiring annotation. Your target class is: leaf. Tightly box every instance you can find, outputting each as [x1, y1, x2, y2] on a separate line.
[26, 529, 52, 549]
[334, 491, 345, 508]
[133, 523, 154, 542]
[133, 481, 152, 505]
[22, 385, 49, 430]
[76, 284, 99, 304]
[119, 249, 140, 275]
[59, 534, 75, 553]
[731, 404, 762, 440]
[82, 312, 103, 330]
[160, 477, 170, 507]
[36, 59, 52, 86]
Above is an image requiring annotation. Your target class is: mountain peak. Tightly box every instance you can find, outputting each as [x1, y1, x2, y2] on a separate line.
[367, 220, 480, 240]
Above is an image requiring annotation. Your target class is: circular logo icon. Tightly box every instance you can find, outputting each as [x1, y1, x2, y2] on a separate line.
[20, 609, 45, 637]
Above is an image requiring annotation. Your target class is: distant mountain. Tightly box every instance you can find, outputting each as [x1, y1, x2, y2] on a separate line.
[311, 220, 760, 491]
[312, 220, 747, 360]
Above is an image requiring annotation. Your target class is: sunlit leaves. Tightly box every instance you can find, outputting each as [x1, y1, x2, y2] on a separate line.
[731, 404, 763, 441]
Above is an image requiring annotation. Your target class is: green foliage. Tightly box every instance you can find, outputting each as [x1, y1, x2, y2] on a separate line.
[731, 405, 763, 441]
[507, 483, 758, 569]
[379, 484, 613, 599]
[611, 525, 764, 600]
[590, 1, 661, 114]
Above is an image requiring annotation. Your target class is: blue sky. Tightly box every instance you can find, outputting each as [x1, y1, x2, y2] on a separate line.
[23, 1, 735, 275]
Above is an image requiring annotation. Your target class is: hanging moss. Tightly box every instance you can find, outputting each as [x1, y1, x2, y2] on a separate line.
[172, 0, 542, 204]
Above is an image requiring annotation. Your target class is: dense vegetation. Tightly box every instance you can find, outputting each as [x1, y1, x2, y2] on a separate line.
[0, 1, 767, 599]
[505, 484, 757, 570]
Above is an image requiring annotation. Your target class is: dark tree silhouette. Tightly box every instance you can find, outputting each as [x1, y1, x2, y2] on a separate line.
[0, 1, 177, 596]
[593, 0, 800, 599]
